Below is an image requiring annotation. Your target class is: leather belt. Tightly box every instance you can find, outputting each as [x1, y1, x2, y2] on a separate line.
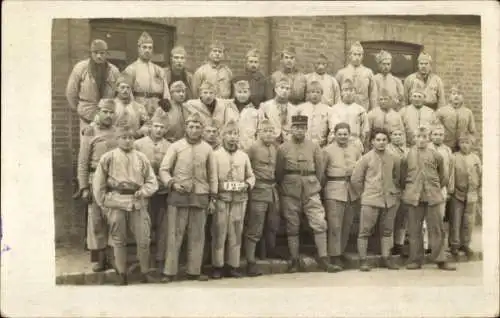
[111, 189, 137, 195]
[134, 92, 163, 99]
[327, 176, 351, 181]
[256, 179, 276, 185]
[284, 170, 316, 176]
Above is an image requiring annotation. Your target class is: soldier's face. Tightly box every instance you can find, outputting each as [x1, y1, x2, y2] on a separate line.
[418, 61, 430, 74]
[209, 48, 224, 63]
[415, 132, 430, 149]
[307, 88, 323, 104]
[335, 128, 350, 145]
[151, 122, 166, 139]
[99, 108, 114, 127]
[259, 127, 275, 144]
[411, 93, 425, 107]
[275, 84, 291, 100]
[450, 90, 463, 105]
[379, 60, 391, 74]
[372, 133, 388, 151]
[390, 130, 404, 145]
[117, 133, 135, 152]
[341, 87, 355, 103]
[203, 126, 219, 144]
[315, 60, 327, 74]
[222, 130, 240, 150]
[235, 88, 251, 103]
[171, 54, 186, 69]
[246, 56, 260, 72]
[200, 89, 216, 105]
[430, 129, 444, 145]
[291, 124, 307, 141]
[171, 89, 186, 103]
[379, 96, 391, 110]
[458, 139, 472, 154]
[282, 53, 296, 69]
[350, 50, 363, 66]
[186, 122, 203, 140]
[139, 44, 153, 60]
[91, 50, 107, 64]
[117, 83, 131, 99]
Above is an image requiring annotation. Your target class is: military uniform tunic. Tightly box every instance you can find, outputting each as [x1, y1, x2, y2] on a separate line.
[336, 64, 378, 111]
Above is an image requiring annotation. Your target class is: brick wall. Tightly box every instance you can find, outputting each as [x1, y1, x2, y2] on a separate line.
[52, 16, 482, 245]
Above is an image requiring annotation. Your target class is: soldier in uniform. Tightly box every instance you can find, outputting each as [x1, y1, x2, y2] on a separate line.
[399, 88, 438, 146]
[92, 125, 160, 285]
[351, 128, 401, 271]
[113, 75, 150, 138]
[294, 81, 334, 147]
[401, 125, 456, 271]
[270, 47, 307, 105]
[329, 78, 369, 151]
[184, 81, 239, 128]
[367, 88, 405, 148]
[164, 46, 194, 100]
[404, 52, 446, 110]
[192, 41, 233, 99]
[233, 49, 272, 108]
[134, 114, 171, 271]
[322, 122, 363, 271]
[276, 114, 338, 273]
[159, 113, 217, 282]
[123, 32, 171, 118]
[335, 41, 378, 111]
[436, 84, 476, 152]
[152, 81, 188, 143]
[305, 53, 341, 107]
[244, 119, 281, 275]
[211, 120, 256, 279]
[373, 50, 405, 111]
[259, 78, 296, 144]
[75, 98, 118, 272]
[66, 39, 120, 135]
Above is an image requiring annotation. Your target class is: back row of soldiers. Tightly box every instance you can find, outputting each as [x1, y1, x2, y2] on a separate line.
[69, 32, 479, 285]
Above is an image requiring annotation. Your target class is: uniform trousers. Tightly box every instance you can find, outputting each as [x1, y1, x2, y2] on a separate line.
[149, 194, 168, 262]
[212, 201, 247, 268]
[407, 202, 447, 264]
[324, 198, 359, 257]
[108, 207, 151, 274]
[449, 197, 476, 248]
[393, 202, 408, 245]
[87, 200, 109, 251]
[164, 206, 207, 276]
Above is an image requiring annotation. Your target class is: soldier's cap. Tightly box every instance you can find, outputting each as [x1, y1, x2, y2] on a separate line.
[97, 98, 116, 111]
[171, 46, 187, 56]
[275, 77, 292, 88]
[341, 78, 355, 89]
[170, 80, 187, 92]
[233, 79, 250, 90]
[115, 125, 135, 137]
[458, 132, 475, 143]
[199, 81, 216, 92]
[411, 87, 426, 97]
[90, 39, 108, 52]
[317, 53, 328, 61]
[115, 75, 133, 88]
[246, 48, 260, 59]
[210, 41, 225, 51]
[306, 80, 323, 93]
[150, 113, 165, 125]
[375, 50, 392, 63]
[185, 112, 204, 125]
[450, 84, 462, 93]
[138, 31, 154, 46]
[205, 118, 222, 130]
[349, 41, 364, 53]
[281, 46, 296, 57]
[221, 119, 240, 135]
[430, 123, 445, 133]
[291, 113, 308, 126]
[418, 52, 432, 62]
[258, 119, 274, 130]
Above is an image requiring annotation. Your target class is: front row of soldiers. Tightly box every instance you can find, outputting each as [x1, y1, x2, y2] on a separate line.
[78, 94, 480, 285]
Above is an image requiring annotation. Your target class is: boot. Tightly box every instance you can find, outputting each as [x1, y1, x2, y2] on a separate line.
[288, 258, 300, 273]
[225, 266, 244, 278]
[381, 257, 399, 270]
[186, 274, 209, 281]
[330, 256, 345, 271]
[92, 249, 109, 272]
[211, 267, 224, 279]
[461, 246, 474, 261]
[318, 256, 342, 273]
[247, 262, 263, 277]
[406, 262, 422, 270]
[160, 274, 174, 283]
[115, 273, 128, 286]
[359, 259, 371, 272]
[140, 272, 162, 284]
[437, 261, 457, 271]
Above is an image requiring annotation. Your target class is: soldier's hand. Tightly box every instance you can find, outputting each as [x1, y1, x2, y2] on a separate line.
[134, 190, 144, 198]
[240, 182, 249, 192]
[81, 189, 90, 202]
[207, 200, 216, 215]
[173, 183, 187, 193]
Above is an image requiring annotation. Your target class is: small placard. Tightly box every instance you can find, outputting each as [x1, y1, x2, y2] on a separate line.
[223, 181, 245, 192]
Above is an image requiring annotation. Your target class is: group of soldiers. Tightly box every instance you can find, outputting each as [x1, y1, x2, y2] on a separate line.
[67, 31, 481, 285]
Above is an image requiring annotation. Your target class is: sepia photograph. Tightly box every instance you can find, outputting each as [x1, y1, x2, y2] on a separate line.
[2, 1, 499, 317]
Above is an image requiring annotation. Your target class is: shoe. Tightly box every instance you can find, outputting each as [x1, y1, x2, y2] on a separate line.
[140, 272, 162, 284]
[211, 267, 224, 279]
[246, 262, 263, 277]
[160, 274, 174, 283]
[359, 259, 371, 272]
[318, 256, 342, 273]
[225, 266, 244, 278]
[391, 244, 403, 256]
[406, 262, 422, 270]
[461, 246, 474, 260]
[115, 273, 128, 286]
[450, 246, 459, 258]
[288, 258, 300, 273]
[437, 262, 456, 271]
[381, 257, 399, 270]
[187, 274, 209, 281]
[92, 251, 110, 272]
[331, 256, 345, 271]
